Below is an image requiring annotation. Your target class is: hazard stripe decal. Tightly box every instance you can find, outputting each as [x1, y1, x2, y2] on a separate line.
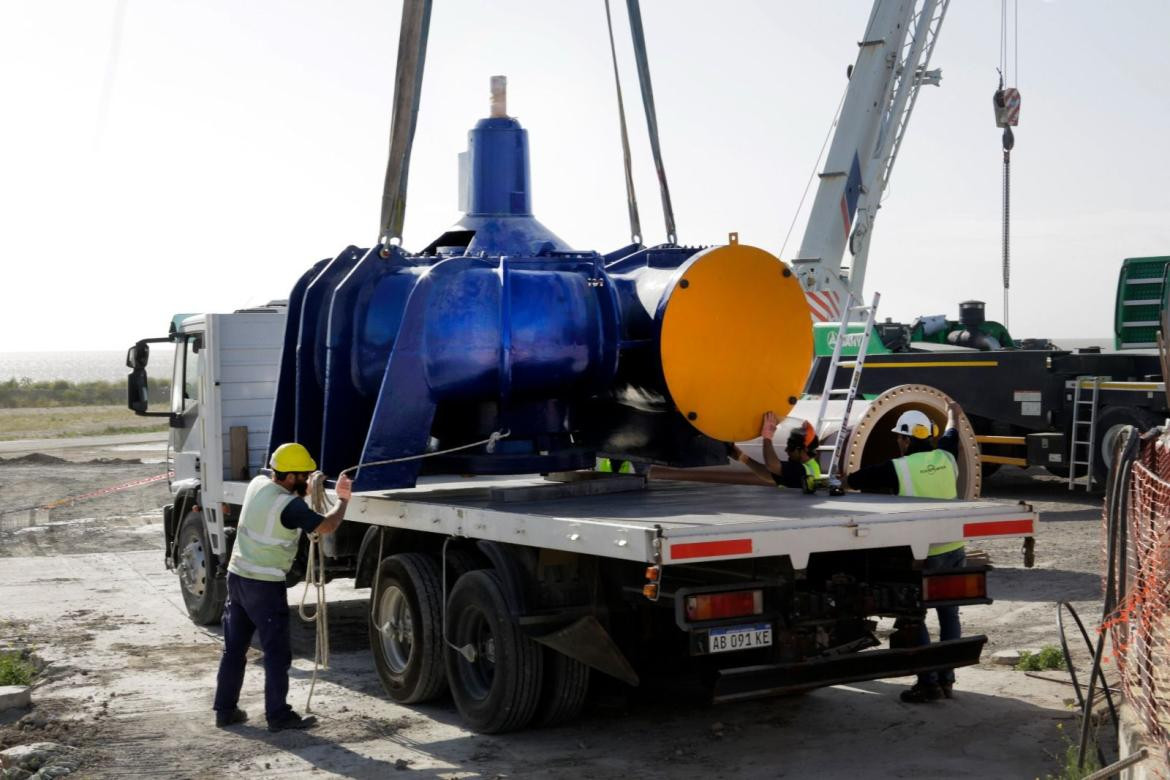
[963, 519, 1034, 537]
[670, 538, 753, 560]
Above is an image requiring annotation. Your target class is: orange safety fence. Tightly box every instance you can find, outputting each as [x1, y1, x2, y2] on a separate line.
[1103, 434, 1170, 769]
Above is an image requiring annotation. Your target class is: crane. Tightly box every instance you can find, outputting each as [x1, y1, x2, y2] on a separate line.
[792, 0, 949, 322]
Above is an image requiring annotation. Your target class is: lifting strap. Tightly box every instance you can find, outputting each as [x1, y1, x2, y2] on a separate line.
[378, 0, 433, 252]
[625, 0, 677, 245]
[604, 0, 642, 246]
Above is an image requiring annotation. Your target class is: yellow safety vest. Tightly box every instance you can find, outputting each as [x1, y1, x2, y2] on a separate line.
[227, 476, 302, 582]
[596, 457, 633, 474]
[802, 458, 822, 492]
[892, 450, 965, 557]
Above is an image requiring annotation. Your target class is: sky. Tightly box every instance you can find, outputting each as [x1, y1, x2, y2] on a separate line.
[1, 0, 1167, 352]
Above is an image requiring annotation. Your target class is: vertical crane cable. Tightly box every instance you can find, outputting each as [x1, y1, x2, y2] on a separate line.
[604, 0, 643, 246]
[999, 0, 1017, 329]
[378, 0, 433, 252]
[625, 0, 677, 245]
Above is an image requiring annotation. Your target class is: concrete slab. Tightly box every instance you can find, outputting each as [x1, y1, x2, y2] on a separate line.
[0, 685, 31, 713]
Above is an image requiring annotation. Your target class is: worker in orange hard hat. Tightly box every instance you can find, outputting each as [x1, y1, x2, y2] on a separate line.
[213, 442, 353, 732]
[729, 413, 823, 493]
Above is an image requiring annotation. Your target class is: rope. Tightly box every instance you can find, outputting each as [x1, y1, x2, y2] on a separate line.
[302, 472, 333, 713]
[603, 0, 642, 245]
[294, 429, 510, 712]
[625, 0, 676, 245]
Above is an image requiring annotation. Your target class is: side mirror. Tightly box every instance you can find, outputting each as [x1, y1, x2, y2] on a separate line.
[125, 337, 173, 417]
[126, 343, 149, 370]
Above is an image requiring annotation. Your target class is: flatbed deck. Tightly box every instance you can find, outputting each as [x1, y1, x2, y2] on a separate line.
[338, 475, 1038, 568]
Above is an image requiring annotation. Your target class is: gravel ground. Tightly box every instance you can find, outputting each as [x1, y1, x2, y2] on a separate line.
[0, 439, 1109, 779]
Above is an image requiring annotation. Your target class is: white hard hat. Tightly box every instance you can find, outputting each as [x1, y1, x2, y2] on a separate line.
[891, 410, 936, 440]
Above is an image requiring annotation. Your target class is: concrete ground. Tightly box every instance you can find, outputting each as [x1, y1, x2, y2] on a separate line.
[0, 438, 1109, 778]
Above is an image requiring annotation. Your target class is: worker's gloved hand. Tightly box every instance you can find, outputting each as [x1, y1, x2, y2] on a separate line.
[760, 411, 779, 440]
[335, 474, 353, 501]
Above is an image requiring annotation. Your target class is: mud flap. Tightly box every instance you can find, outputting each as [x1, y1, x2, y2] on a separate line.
[528, 615, 640, 687]
[712, 635, 987, 703]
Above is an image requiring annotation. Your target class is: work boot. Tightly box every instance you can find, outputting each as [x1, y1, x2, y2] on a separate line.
[940, 681, 955, 699]
[267, 710, 318, 733]
[899, 683, 943, 703]
[215, 708, 248, 728]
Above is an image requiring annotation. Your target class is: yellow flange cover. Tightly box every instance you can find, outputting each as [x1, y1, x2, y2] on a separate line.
[659, 241, 813, 442]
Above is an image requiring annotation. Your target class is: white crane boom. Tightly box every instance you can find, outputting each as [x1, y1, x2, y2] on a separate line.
[793, 0, 949, 322]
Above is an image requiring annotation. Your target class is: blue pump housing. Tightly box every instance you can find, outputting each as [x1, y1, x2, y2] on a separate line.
[270, 107, 725, 490]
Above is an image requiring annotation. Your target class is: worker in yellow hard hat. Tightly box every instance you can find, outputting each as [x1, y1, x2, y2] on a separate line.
[729, 412, 824, 493]
[213, 442, 352, 732]
[845, 400, 966, 704]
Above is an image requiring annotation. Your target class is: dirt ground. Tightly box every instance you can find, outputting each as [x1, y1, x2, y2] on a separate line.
[0, 437, 1111, 779]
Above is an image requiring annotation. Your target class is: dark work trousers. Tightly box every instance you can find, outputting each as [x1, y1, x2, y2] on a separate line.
[213, 572, 293, 723]
[917, 546, 967, 687]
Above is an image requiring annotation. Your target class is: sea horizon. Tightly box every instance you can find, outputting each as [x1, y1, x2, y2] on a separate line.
[2, 338, 1119, 384]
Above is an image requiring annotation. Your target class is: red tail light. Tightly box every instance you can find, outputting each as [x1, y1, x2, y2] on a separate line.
[923, 572, 986, 602]
[685, 590, 763, 622]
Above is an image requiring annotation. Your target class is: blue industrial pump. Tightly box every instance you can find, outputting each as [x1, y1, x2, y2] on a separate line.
[270, 86, 812, 491]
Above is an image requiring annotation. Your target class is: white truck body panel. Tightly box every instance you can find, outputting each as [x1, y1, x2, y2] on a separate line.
[172, 308, 285, 554]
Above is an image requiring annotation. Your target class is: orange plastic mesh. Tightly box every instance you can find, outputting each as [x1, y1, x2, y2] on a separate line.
[1102, 434, 1170, 769]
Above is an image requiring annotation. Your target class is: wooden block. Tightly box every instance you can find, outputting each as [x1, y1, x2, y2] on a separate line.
[229, 426, 250, 480]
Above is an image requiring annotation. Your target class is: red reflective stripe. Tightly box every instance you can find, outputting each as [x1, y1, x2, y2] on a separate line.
[805, 293, 833, 322]
[670, 538, 753, 560]
[963, 519, 1034, 537]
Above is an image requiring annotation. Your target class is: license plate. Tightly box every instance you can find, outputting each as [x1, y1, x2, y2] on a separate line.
[707, 623, 773, 654]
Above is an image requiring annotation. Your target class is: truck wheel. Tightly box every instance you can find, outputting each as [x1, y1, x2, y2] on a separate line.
[533, 648, 590, 727]
[443, 546, 487, 588]
[370, 553, 447, 704]
[445, 569, 543, 733]
[1094, 406, 1161, 483]
[177, 511, 226, 625]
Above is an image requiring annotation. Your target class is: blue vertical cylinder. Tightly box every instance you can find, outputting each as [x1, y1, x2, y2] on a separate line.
[466, 117, 531, 216]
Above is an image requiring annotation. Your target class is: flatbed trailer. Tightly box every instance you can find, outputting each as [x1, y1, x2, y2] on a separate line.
[135, 307, 1041, 732]
[808, 346, 1167, 484]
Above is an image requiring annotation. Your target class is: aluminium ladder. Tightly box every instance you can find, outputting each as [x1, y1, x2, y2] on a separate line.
[813, 291, 881, 493]
[1067, 376, 1101, 491]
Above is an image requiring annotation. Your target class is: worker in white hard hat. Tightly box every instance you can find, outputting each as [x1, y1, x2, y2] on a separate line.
[212, 442, 353, 732]
[846, 400, 966, 704]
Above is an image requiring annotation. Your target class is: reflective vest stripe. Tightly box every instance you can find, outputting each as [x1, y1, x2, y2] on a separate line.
[229, 557, 288, 579]
[238, 523, 297, 549]
[893, 459, 917, 496]
[261, 494, 295, 546]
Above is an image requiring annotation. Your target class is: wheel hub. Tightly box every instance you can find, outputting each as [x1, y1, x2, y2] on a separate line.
[179, 537, 207, 597]
[379, 585, 414, 674]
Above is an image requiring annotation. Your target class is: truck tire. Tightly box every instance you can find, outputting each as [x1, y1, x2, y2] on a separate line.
[370, 553, 447, 704]
[1094, 406, 1161, 483]
[177, 511, 227, 625]
[445, 569, 544, 733]
[533, 648, 590, 727]
[443, 545, 487, 589]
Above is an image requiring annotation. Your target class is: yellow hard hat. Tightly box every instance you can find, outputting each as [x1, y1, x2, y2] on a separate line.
[270, 443, 317, 472]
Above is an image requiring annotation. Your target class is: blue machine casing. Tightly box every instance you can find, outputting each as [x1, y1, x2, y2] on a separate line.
[270, 111, 725, 490]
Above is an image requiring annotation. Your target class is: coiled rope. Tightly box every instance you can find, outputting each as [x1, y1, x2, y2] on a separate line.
[298, 429, 511, 712]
